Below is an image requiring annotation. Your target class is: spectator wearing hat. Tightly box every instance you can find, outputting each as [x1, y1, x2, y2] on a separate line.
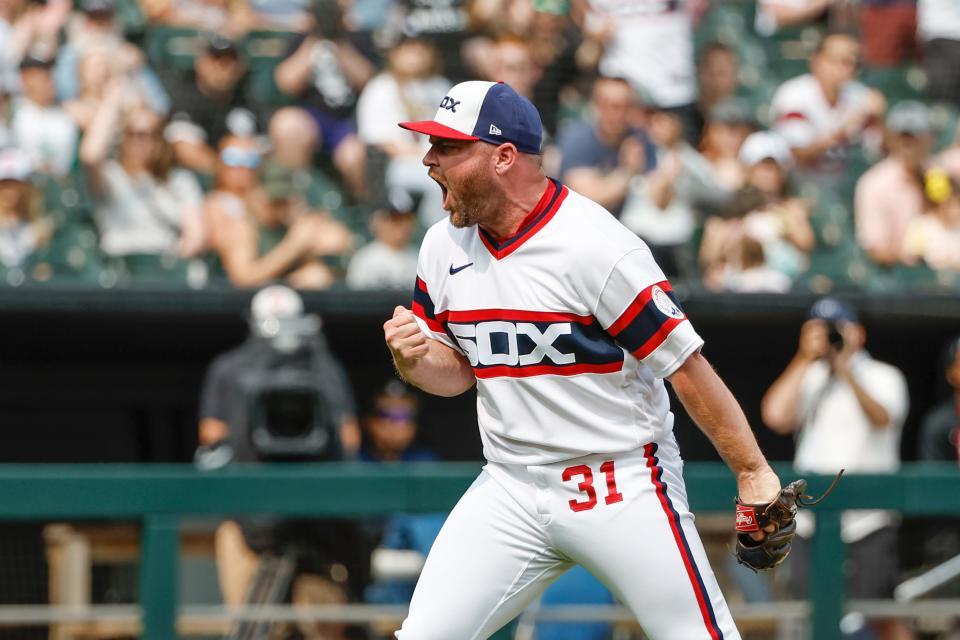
[699, 99, 758, 191]
[346, 190, 418, 290]
[557, 76, 655, 217]
[357, 36, 450, 227]
[55, 0, 170, 116]
[699, 131, 814, 292]
[919, 336, 960, 463]
[902, 168, 960, 273]
[161, 34, 260, 176]
[80, 91, 206, 260]
[11, 51, 78, 177]
[0, 147, 51, 272]
[762, 298, 913, 640]
[619, 102, 730, 277]
[275, 0, 376, 199]
[854, 100, 933, 267]
[770, 32, 885, 184]
[205, 135, 353, 289]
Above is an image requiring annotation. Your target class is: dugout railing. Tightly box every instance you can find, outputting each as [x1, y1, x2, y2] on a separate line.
[0, 463, 958, 639]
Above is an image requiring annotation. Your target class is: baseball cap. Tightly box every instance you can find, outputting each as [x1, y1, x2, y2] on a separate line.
[886, 100, 931, 135]
[739, 131, 793, 170]
[79, 0, 115, 13]
[19, 51, 55, 71]
[399, 81, 543, 155]
[381, 187, 415, 216]
[808, 297, 858, 325]
[0, 147, 33, 182]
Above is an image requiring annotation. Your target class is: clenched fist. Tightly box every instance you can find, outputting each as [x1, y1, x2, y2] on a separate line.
[384, 305, 429, 369]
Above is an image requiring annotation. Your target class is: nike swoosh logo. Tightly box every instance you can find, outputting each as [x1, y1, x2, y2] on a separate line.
[449, 262, 474, 275]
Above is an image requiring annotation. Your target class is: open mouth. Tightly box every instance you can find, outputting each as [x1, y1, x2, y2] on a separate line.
[431, 174, 450, 209]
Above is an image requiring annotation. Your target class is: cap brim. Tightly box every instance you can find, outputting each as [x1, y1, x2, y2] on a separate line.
[398, 120, 479, 141]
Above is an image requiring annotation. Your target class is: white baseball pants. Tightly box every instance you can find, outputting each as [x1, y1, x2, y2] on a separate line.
[396, 437, 740, 639]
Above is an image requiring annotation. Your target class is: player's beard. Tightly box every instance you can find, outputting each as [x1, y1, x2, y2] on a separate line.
[444, 168, 501, 229]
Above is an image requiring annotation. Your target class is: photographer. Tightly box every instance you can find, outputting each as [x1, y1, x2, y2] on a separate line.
[197, 285, 368, 636]
[761, 298, 913, 640]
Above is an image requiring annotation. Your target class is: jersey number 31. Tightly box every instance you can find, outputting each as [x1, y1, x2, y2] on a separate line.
[562, 461, 623, 513]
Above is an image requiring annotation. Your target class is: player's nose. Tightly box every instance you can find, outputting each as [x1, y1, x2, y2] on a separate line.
[422, 145, 438, 168]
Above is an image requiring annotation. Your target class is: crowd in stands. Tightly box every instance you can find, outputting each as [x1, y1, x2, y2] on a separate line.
[0, 0, 958, 292]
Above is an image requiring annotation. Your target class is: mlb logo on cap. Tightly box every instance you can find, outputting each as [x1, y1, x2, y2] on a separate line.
[399, 81, 543, 155]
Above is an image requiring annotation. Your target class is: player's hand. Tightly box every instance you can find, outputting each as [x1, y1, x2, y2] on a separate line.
[384, 306, 429, 368]
[797, 319, 829, 362]
[736, 465, 782, 541]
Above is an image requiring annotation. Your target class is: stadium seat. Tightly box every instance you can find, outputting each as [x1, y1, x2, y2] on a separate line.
[25, 222, 104, 284]
[534, 565, 615, 640]
[860, 65, 927, 103]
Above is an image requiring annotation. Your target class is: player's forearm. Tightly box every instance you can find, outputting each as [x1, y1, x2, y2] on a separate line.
[670, 352, 771, 479]
[394, 340, 476, 397]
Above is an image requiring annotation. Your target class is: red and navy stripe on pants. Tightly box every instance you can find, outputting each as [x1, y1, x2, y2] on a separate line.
[643, 443, 724, 640]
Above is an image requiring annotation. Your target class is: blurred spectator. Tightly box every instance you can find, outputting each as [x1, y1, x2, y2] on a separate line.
[694, 42, 740, 145]
[581, 0, 698, 143]
[0, 147, 51, 271]
[0, 0, 23, 98]
[854, 100, 932, 267]
[755, 0, 829, 36]
[698, 99, 757, 191]
[918, 0, 960, 105]
[346, 190, 418, 290]
[264, 106, 347, 214]
[770, 32, 885, 184]
[5, 0, 71, 67]
[358, 380, 434, 464]
[919, 335, 960, 463]
[478, 36, 540, 101]
[357, 36, 449, 226]
[205, 135, 352, 289]
[162, 34, 257, 176]
[860, 0, 917, 68]
[65, 44, 165, 132]
[275, 0, 375, 200]
[700, 131, 813, 292]
[527, 11, 582, 138]
[140, 0, 255, 38]
[80, 94, 206, 259]
[381, 0, 471, 83]
[619, 104, 730, 277]
[358, 380, 445, 619]
[761, 298, 913, 640]
[557, 76, 654, 216]
[55, 0, 169, 114]
[11, 51, 78, 177]
[902, 168, 960, 273]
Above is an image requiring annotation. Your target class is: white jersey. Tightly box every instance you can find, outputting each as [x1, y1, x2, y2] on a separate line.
[411, 179, 704, 465]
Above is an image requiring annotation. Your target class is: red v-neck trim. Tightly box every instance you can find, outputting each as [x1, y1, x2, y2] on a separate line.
[478, 178, 568, 260]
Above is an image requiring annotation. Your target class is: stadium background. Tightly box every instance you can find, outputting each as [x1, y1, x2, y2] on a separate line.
[0, 0, 959, 638]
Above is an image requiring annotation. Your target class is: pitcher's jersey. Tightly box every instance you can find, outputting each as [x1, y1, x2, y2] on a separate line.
[411, 179, 704, 465]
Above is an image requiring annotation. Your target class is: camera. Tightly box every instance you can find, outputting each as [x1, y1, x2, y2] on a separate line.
[827, 323, 845, 350]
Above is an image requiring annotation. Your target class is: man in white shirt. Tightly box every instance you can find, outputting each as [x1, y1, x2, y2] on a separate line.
[346, 190, 419, 290]
[762, 298, 914, 640]
[769, 32, 885, 184]
[11, 52, 78, 177]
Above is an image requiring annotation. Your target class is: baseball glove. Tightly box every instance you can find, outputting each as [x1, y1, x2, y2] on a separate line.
[734, 471, 843, 572]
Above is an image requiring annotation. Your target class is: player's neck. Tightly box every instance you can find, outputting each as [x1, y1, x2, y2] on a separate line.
[480, 176, 551, 239]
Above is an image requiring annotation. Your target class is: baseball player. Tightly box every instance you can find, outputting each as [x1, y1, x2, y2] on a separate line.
[383, 81, 783, 639]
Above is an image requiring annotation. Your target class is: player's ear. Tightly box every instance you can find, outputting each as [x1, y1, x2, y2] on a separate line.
[492, 143, 518, 175]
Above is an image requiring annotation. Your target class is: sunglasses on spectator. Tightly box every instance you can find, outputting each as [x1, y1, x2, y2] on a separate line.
[220, 146, 261, 169]
[374, 408, 416, 424]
